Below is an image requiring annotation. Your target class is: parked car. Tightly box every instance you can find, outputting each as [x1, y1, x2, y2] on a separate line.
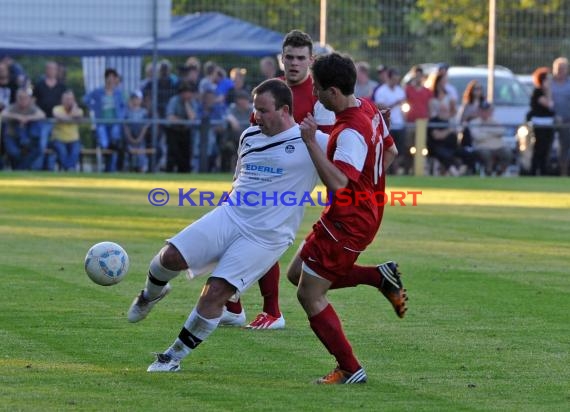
[403, 64, 530, 130]
[403, 64, 531, 173]
[516, 74, 534, 95]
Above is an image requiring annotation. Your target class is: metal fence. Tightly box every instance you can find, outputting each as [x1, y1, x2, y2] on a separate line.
[178, 0, 570, 76]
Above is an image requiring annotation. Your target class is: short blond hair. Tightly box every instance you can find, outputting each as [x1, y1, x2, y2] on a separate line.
[553, 57, 568, 76]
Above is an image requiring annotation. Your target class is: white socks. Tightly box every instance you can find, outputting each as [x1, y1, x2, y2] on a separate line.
[165, 308, 221, 361]
[144, 252, 180, 300]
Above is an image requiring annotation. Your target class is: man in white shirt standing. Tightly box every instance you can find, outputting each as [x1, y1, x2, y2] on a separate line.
[127, 78, 329, 373]
[373, 68, 407, 173]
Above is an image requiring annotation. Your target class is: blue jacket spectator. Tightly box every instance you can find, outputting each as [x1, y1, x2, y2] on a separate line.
[83, 68, 126, 172]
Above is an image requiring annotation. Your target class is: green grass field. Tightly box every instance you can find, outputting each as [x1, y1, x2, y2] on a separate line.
[1, 173, 569, 412]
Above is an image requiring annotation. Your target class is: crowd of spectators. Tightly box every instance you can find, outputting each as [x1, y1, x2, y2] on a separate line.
[0, 55, 260, 173]
[353, 59, 569, 177]
[1, 54, 569, 176]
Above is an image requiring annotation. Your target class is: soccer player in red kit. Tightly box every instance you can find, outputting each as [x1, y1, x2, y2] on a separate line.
[221, 30, 335, 330]
[291, 53, 407, 384]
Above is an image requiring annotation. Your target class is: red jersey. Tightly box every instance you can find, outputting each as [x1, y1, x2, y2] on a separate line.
[280, 75, 335, 133]
[405, 84, 432, 122]
[321, 98, 391, 250]
[250, 76, 335, 133]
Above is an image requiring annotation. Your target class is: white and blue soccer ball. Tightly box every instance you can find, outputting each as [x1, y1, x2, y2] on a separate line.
[85, 241, 129, 286]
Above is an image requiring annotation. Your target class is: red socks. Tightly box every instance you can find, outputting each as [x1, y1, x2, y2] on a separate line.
[225, 299, 243, 314]
[258, 262, 281, 317]
[308, 304, 360, 373]
[329, 265, 380, 289]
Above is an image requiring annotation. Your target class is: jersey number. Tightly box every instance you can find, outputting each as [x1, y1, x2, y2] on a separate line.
[372, 114, 383, 185]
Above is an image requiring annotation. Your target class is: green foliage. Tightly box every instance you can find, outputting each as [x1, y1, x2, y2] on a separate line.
[416, 0, 563, 49]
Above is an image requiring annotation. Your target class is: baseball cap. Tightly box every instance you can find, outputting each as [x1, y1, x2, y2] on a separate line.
[130, 89, 143, 99]
[437, 62, 450, 71]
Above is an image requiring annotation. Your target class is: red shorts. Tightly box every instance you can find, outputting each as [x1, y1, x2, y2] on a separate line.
[300, 220, 361, 282]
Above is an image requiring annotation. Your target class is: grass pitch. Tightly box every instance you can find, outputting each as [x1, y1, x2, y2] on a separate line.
[0, 173, 569, 411]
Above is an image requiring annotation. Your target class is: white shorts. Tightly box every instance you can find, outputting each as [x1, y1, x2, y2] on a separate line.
[168, 206, 288, 294]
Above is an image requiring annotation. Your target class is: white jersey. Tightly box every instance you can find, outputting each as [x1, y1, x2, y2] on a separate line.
[224, 124, 328, 249]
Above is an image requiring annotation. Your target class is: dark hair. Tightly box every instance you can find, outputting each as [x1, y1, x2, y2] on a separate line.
[311, 53, 356, 95]
[431, 72, 447, 96]
[104, 68, 119, 78]
[252, 78, 293, 113]
[387, 68, 400, 78]
[282, 29, 313, 55]
[412, 65, 423, 74]
[178, 81, 197, 93]
[463, 80, 485, 104]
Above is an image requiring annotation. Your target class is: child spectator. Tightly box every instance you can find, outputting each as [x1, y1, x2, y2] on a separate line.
[52, 90, 84, 171]
[124, 90, 150, 173]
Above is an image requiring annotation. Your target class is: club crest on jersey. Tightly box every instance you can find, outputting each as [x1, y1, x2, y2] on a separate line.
[285, 144, 295, 154]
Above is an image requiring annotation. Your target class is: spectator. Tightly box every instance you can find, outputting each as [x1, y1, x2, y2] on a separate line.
[139, 61, 154, 94]
[143, 60, 179, 119]
[458, 80, 486, 124]
[51, 90, 84, 171]
[222, 90, 252, 172]
[185, 56, 202, 75]
[177, 64, 200, 87]
[404, 65, 432, 172]
[457, 80, 486, 151]
[215, 67, 234, 108]
[428, 71, 457, 119]
[2, 88, 46, 170]
[373, 68, 407, 173]
[551, 56, 570, 176]
[226, 67, 250, 105]
[436, 63, 459, 104]
[0, 62, 18, 108]
[427, 97, 474, 176]
[0, 56, 27, 88]
[405, 65, 432, 122]
[164, 82, 198, 173]
[0, 62, 18, 169]
[198, 61, 219, 94]
[124, 90, 150, 173]
[376, 64, 389, 88]
[32, 61, 67, 170]
[468, 101, 512, 176]
[192, 88, 226, 172]
[83, 68, 126, 172]
[142, 60, 178, 171]
[354, 61, 378, 99]
[198, 62, 227, 106]
[528, 67, 555, 176]
[259, 56, 279, 82]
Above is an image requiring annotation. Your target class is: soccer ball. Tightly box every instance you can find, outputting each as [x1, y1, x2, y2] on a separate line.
[84, 241, 129, 286]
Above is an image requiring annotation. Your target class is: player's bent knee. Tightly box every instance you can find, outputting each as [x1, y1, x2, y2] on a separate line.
[200, 277, 237, 304]
[160, 244, 187, 271]
[286, 255, 303, 285]
[287, 266, 301, 286]
[296, 284, 314, 305]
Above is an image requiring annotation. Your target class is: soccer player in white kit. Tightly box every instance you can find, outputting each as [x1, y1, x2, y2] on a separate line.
[127, 78, 328, 372]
